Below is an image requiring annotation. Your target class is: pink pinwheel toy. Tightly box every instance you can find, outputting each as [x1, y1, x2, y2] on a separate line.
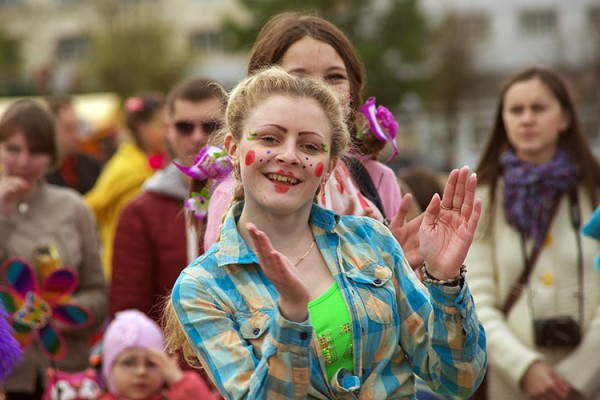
[582, 206, 600, 270]
[0, 257, 92, 360]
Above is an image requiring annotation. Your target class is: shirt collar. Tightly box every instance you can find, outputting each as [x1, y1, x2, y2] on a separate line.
[216, 201, 339, 268]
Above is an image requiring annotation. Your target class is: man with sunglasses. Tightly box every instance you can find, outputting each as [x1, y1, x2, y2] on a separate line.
[110, 77, 226, 323]
[109, 77, 226, 397]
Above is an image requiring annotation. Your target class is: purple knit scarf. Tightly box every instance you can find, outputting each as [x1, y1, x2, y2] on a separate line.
[501, 149, 577, 248]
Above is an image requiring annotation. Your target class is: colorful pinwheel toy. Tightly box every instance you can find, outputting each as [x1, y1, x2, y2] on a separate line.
[357, 97, 400, 161]
[0, 258, 92, 360]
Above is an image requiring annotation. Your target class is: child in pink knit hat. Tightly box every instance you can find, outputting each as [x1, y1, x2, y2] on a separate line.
[99, 309, 216, 400]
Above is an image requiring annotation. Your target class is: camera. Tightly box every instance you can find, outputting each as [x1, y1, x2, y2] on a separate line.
[534, 316, 581, 348]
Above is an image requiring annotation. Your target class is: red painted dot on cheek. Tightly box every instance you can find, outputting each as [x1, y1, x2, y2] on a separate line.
[245, 150, 255, 166]
[315, 162, 325, 178]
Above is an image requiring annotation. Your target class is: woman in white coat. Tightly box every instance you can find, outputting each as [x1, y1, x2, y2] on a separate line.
[466, 67, 600, 399]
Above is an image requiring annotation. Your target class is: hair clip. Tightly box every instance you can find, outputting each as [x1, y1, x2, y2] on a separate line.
[185, 188, 211, 221]
[175, 146, 234, 221]
[125, 97, 144, 113]
[173, 145, 233, 182]
[357, 97, 399, 160]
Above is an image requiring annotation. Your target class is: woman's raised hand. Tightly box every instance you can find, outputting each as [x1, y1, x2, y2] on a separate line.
[0, 176, 30, 216]
[418, 166, 482, 280]
[246, 223, 310, 322]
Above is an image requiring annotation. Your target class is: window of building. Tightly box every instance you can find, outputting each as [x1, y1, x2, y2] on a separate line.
[456, 13, 491, 42]
[55, 0, 87, 6]
[56, 35, 87, 61]
[190, 30, 224, 53]
[519, 9, 557, 35]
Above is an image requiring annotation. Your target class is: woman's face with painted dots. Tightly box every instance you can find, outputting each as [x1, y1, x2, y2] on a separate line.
[227, 94, 335, 216]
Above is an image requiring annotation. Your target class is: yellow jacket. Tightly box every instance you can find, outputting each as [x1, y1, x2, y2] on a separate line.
[85, 141, 154, 277]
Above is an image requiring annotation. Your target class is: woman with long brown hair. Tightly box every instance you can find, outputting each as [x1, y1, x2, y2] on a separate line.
[467, 67, 600, 399]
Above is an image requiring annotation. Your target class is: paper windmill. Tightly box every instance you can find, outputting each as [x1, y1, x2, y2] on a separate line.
[0, 257, 92, 360]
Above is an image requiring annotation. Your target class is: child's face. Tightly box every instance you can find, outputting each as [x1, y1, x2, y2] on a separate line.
[111, 348, 163, 400]
[228, 94, 335, 216]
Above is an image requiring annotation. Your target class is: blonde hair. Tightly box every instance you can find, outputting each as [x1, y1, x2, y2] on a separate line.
[162, 296, 201, 367]
[164, 66, 350, 364]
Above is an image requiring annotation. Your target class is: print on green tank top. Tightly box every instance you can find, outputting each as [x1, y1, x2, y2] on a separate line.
[308, 281, 354, 383]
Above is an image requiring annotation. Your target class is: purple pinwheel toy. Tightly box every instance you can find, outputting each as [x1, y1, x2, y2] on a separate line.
[582, 206, 600, 270]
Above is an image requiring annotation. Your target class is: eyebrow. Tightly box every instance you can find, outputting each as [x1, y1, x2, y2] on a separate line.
[255, 124, 324, 138]
[286, 66, 347, 75]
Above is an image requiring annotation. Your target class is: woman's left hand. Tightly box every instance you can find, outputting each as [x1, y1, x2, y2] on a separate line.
[419, 166, 482, 280]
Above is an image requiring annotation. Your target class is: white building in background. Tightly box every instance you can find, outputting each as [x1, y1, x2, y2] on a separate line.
[421, 0, 600, 72]
[409, 0, 600, 169]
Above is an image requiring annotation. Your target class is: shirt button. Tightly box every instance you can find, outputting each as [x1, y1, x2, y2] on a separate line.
[374, 279, 382, 285]
[253, 328, 260, 335]
[300, 332, 308, 340]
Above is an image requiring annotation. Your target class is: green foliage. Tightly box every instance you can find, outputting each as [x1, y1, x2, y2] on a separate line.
[81, 3, 187, 97]
[0, 26, 24, 96]
[225, 0, 430, 107]
[422, 12, 475, 105]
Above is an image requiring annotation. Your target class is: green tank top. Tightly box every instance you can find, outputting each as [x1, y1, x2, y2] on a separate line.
[308, 281, 354, 383]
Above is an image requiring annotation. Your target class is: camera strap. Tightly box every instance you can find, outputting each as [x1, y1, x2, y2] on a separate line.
[570, 189, 584, 330]
[501, 193, 563, 316]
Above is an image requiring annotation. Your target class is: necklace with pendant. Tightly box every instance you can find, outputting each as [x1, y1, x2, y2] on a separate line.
[17, 202, 30, 215]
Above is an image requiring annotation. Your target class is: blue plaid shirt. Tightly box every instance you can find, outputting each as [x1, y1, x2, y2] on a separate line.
[172, 202, 486, 399]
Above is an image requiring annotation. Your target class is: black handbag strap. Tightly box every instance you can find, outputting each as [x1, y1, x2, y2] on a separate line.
[501, 193, 563, 316]
[346, 158, 387, 219]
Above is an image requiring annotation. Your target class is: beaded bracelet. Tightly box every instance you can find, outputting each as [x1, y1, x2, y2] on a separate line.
[422, 264, 467, 286]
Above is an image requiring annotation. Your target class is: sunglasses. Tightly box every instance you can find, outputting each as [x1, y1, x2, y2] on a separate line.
[174, 120, 223, 136]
